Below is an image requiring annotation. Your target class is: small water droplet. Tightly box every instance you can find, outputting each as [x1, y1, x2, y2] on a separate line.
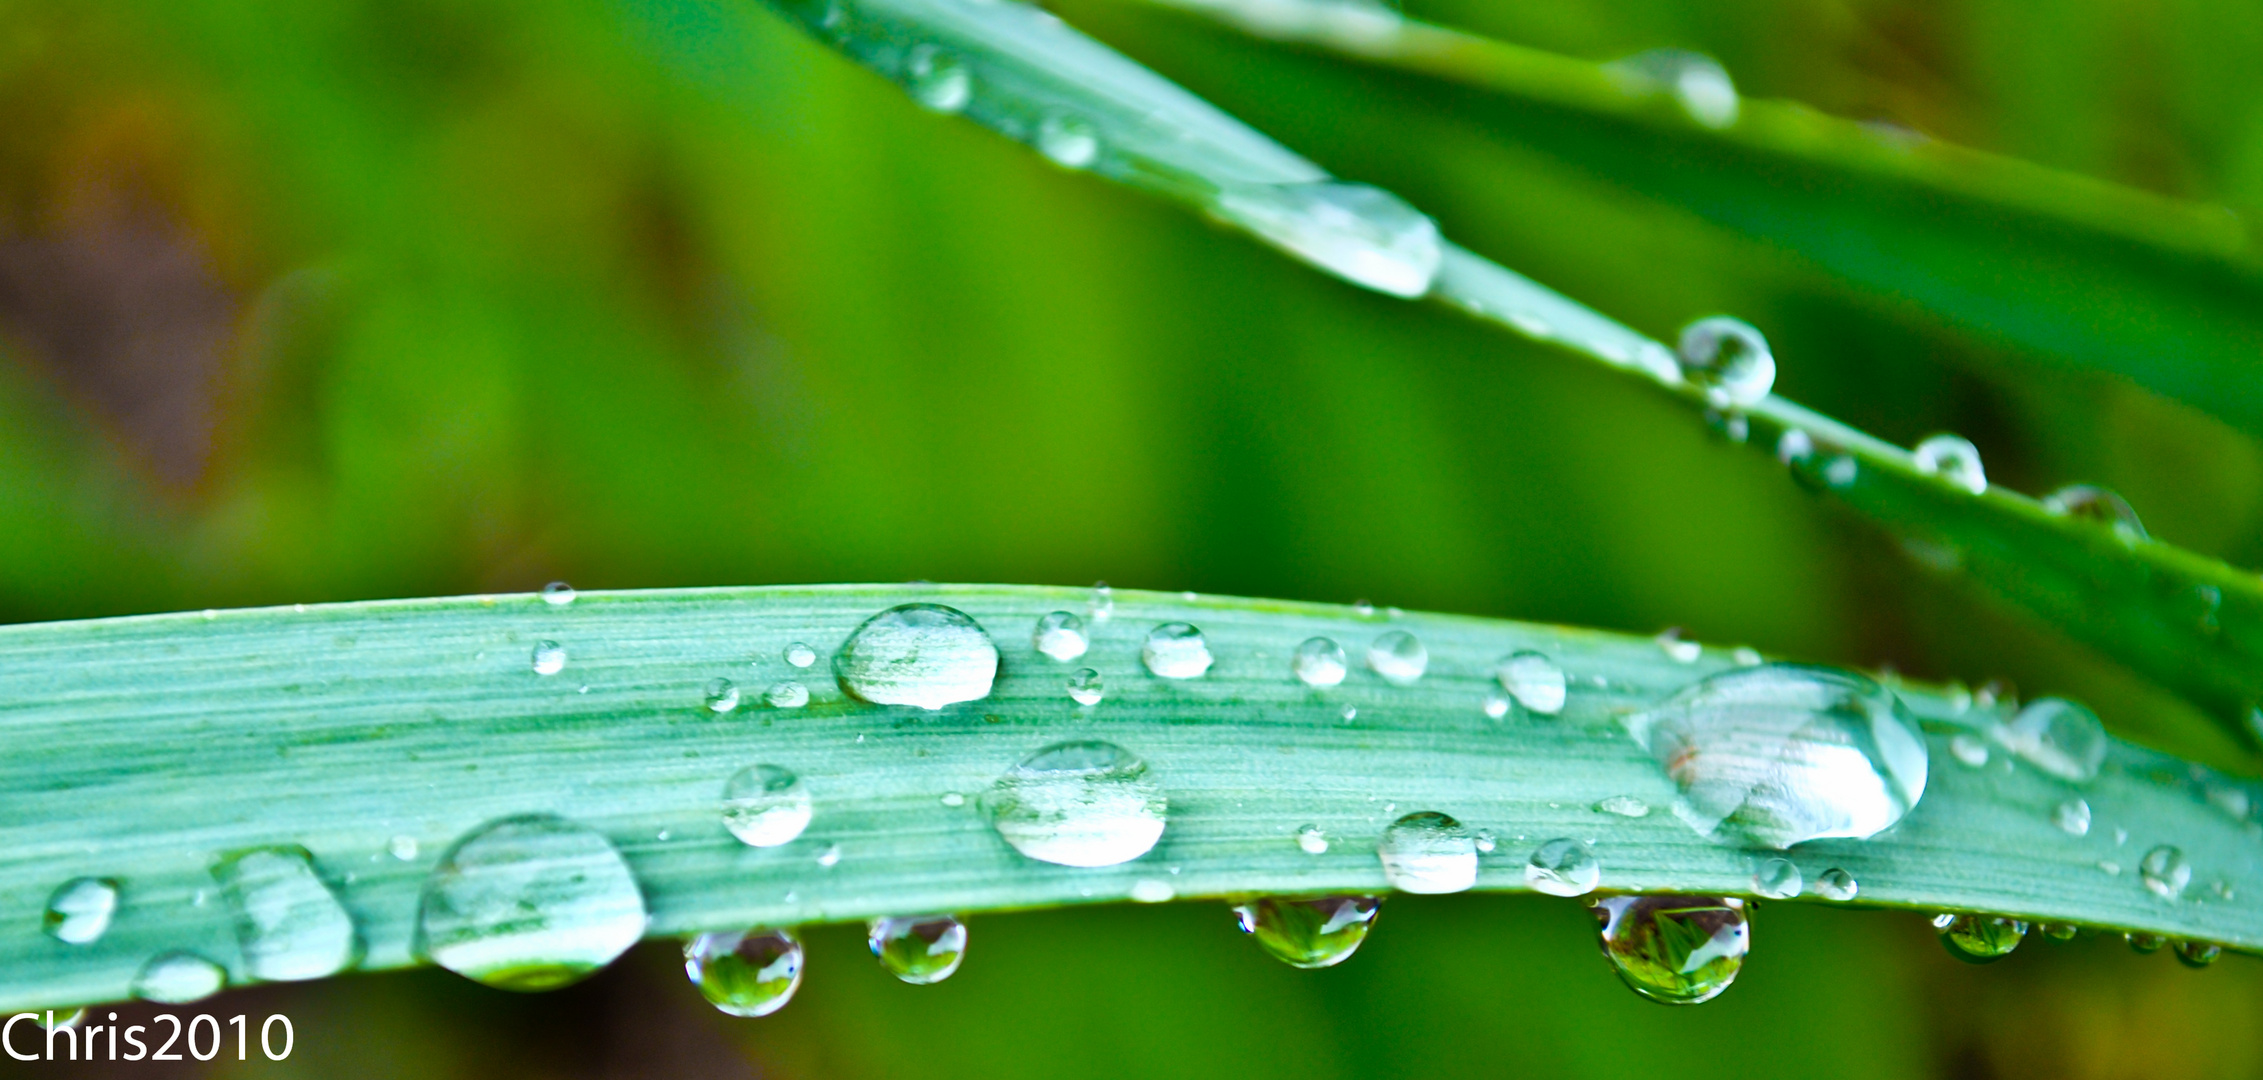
[2140, 845, 2191, 899]
[216, 846, 360, 981]
[705, 678, 741, 713]
[2176, 940, 2222, 968]
[1296, 824, 1330, 854]
[1029, 611, 1089, 662]
[1129, 879, 1175, 903]
[1351, 599, 1377, 618]
[1233, 895, 1381, 968]
[391, 835, 421, 861]
[1211, 181, 1443, 298]
[1731, 646, 1764, 666]
[1367, 631, 1427, 684]
[1142, 623, 1213, 679]
[1087, 582, 1114, 622]
[1474, 829, 1498, 854]
[784, 643, 817, 668]
[1776, 429, 1814, 465]
[834, 604, 999, 709]
[2053, 798, 2092, 837]
[986, 740, 1167, 867]
[1377, 811, 1478, 894]
[1654, 628, 1701, 664]
[2206, 784, 2249, 820]
[1673, 317, 1774, 406]
[541, 581, 576, 606]
[766, 681, 809, 709]
[1812, 868, 1858, 901]
[686, 929, 803, 1017]
[1293, 637, 1348, 687]
[869, 915, 967, 983]
[1592, 895, 1749, 1005]
[1594, 796, 1650, 818]
[1525, 838, 1601, 896]
[2042, 485, 2147, 543]
[2000, 698, 2107, 782]
[904, 43, 970, 111]
[42, 878, 118, 945]
[1037, 110, 1099, 168]
[941, 792, 965, 807]
[1913, 435, 1988, 495]
[132, 952, 227, 1004]
[532, 641, 567, 676]
[1752, 857, 1801, 899]
[1933, 913, 2026, 963]
[1948, 735, 1989, 767]
[2099, 860, 2122, 875]
[1339, 703, 1358, 722]
[1048, 666, 1101, 707]
[816, 843, 842, 868]
[722, 764, 813, 848]
[417, 815, 646, 991]
[2126, 932, 2167, 954]
[1497, 651, 1567, 715]
[2040, 922, 2081, 941]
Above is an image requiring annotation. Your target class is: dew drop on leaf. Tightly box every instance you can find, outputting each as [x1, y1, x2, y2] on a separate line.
[132, 952, 227, 1004]
[1142, 623, 1213, 679]
[1066, 667, 1104, 706]
[532, 641, 566, 676]
[215, 845, 361, 981]
[1591, 895, 1749, 1005]
[705, 678, 741, 714]
[1812, 868, 1858, 901]
[905, 44, 970, 112]
[1292, 636, 1348, 687]
[2140, 845, 2191, 899]
[686, 929, 803, 1017]
[1033, 611, 1089, 662]
[1037, 110, 1099, 168]
[1367, 631, 1427, 685]
[1933, 913, 2026, 963]
[2042, 484, 2148, 542]
[1594, 795, 1650, 818]
[869, 915, 968, 984]
[765, 681, 809, 709]
[1233, 895, 1381, 968]
[1525, 838, 1601, 897]
[1209, 181, 1443, 298]
[1376, 811, 1477, 894]
[784, 642, 817, 668]
[540, 581, 575, 607]
[835, 604, 999, 709]
[1751, 857, 1801, 899]
[2000, 698, 2107, 782]
[1913, 434, 1988, 495]
[986, 740, 1167, 867]
[1672, 316, 1774, 406]
[1296, 824, 1329, 854]
[2052, 798, 2092, 837]
[1498, 651, 1567, 714]
[416, 815, 647, 991]
[2176, 940, 2223, 968]
[722, 764, 814, 848]
[42, 877, 117, 946]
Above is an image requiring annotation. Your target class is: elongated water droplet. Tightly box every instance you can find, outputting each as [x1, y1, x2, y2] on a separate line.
[1525, 838, 1601, 897]
[1752, 857, 1801, 899]
[1933, 913, 2026, 963]
[1142, 623, 1213, 679]
[1376, 811, 1477, 894]
[1233, 895, 1381, 968]
[1913, 434, 1987, 495]
[2038, 922, 2081, 941]
[1129, 878, 1175, 903]
[986, 740, 1167, 867]
[2141, 845, 2191, 899]
[1211, 181, 1443, 298]
[1591, 895, 1749, 1005]
[1037, 110, 1099, 168]
[835, 604, 999, 709]
[1622, 664, 1928, 849]
[1498, 651, 1567, 715]
[1033, 611, 1089, 661]
[705, 678, 741, 714]
[416, 815, 647, 991]
[686, 929, 803, 1017]
[2126, 932, 2167, 953]
[868, 915, 967, 985]
[2042, 485, 2147, 542]
[1296, 824, 1330, 854]
[532, 641, 566, 676]
[541, 581, 576, 606]
[1999, 698, 2107, 782]
[2176, 940, 2222, 968]
[42, 878, 118, 945]
[1611, 49, 1739, 127]
[2052, 798, 2092, 837]
[1594, 795, 1650, 818]
[766, 681, 809, 709]
[1292, 637, 1348, 687]
[1066, 667, 1104, 706]
[1087, 582, 1114, 622]
[784, 642, 817, 668]
[1947, 734, 1989, 767]
[1367, 631, 1427, 685]
[904, 43, 970, 111]
[132, 952, 227, 1004]
[1673, 317, 1774, 406]
[722, 764, 813, 848]
[216, 846, 360, 981]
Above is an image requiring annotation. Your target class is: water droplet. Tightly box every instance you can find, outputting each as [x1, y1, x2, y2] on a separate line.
[2042, 485, 2148, 542]
[765, 681, 809, 709]
[2140, 845, 2191, 899]
[216, 846, 360, 981]
[391, 835, 421, 861]
[1296, 824, 1330, 854]
[417, 815, 647, 990]
[986, 740, 1167, 867]
[2099, 860, 2122, 875]
[1731, 646, 1764, 667]
[1913, 435, 1988, 495]
[2000, 698, 2107, 782]
[1776, 429, 1814, 465]
[685, 929, 803, 1017]
[1752, 857, 1801, 899]
[532, 641, 566, 676]
[1622, 664, 1929, 849]
[1497, 651, 1567, 715]
[835, 604, 998, 710]
[1033, 611, 1089, 662]
[1142, 623, 1213, 679]
[1673, 317, 1774, 406]
[2126, 932, 2167, 954]
[1482, 692, 1511, 720]
[816, 843, 842, 868]
[904, 43, 970, 112]
[869, 915, 967, 984]
[2176, 940, 2222, 968]
[541, 581, 576, 606]
[1293, 637, 1348, 687]
[2052, 798, 2092, 837]
[1129, 879, 1175, 903]
[722, 764, 814, 848]
[1812, 868, 1858, 901]
[1049, 666, 1099, 708]
[1524, 838, 1601, 897]
[1211, 181, 1443, 298]
[1339, 703, 1358, 722]
[1933, 913, 2026, 963]
[2040, 922, 2081, 941]
[784, 642, 817, 668]
[1376, 811, 1478, 894]
[1610, 48, 1739, 127]
[1949, 735, 1989, 767]
[1654, 628, 1701, 664]
[941, 792, 966, 807]
[705, 678, 741, 713]
[42, 878, 118, 945]
[1087, 582, 1114, 622]
[1367, 631, 1427, 685]
[1591, 895, 1749, 1005]
[1037, 110, 1099, 168]
[1474, 829, 1498, 853]
[1351, 599, 1377, 618]
[1233, 895, 1381, 968]
[1595, 795, 1650, 818]
[132, 952, 227, 1004]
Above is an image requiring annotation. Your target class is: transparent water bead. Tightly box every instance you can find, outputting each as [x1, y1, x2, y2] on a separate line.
[1233, 895, 1382, 969]
[391, 835, 421, 861]
[835, 603, 999, 710]
[705, 678, 741, 714]
[1367, 630, 1428, 685]
[1913, 434, 1988, 495]
[2052, 798, 2092, 837]
[1621, 664, 1929, 849]
[2126, 932, 2167, 954]
[1376, 811, 1478, 894]
[1483, 692, 1511, 720]
[1673, 316, 1775, 406]
[1141, 623, 1213, 679]
[541, 581, 576, 606]
[416, 815, 647, 991]
[1752, 858, 1802, 899]
[1130, 878, 1176, 903]
[2176, 940, 2223, 968]
[722, 764, 814, 848]
[869, 915, 968, 985]
[42, 877, 118, 945]
[904, 44, 970, 112]
[215, 846, 360, 981]
[1211, 181, 1442, 298]
[1948, 735, 1989, 767]
[1654, 628, 1700, 663]
[1297, 824, 1330, 854]
[765, 681, 810, 709]
[1292, 637, 1348, 687]
[1934, 913, 2026, 963]
[1525, 838, 1601, 897]
[1498, 651, 1567, 714]
[1999, 698, 2107, 782]
[532, 640, 567, 676]
[1037, 110, 1099, 168]
[132, 952, 227, 1004]
[1087, 582, 1115, 622]
[1611, 49, 1740, 128]
[1033, 611, 1089, 662]
[784, 642, 818, 668]
[2042, 484, 2148, 542]
[1066, 667, 1105, 706]
[1591, 895, 1749, 1005]
[1811, 868, 1859, 901]
[1594, 795, 1650, 818]
[2140, 845, 2191, 899]
[685, 929, 803, 1018]
[986, 740, 1167, 867]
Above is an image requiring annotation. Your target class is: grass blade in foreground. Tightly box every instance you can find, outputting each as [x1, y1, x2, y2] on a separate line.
[2, 585, 2258, 1011]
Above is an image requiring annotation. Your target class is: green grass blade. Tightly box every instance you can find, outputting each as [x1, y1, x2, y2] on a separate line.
[4, 584, 2256, 1011]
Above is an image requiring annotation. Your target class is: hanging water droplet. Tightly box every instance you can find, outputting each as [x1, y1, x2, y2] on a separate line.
[541, 581, 576, 606]
[1367, 631, 1427, 685]
[1752, 857, 1802, 899]
[685, 928, 804, 1017]
[2039, 922, 2081, 941]
[986, 740, 1167, 867]
[1932, 913, 2026, 963]
[1913, 435, 1988, 495]
[1621, 664, 1929, 849]
[1949, 735, 1989, 767]
[2000, 698, 2107, 782]
[1591, 895, 1749, 1005]
[416, 815, 647, 991]
[705, 678, 742, 714]
[2042, 485, 2148, 542]
[1142, 623, 1213, 679]
[1654, 628, 1701, 664]
[1376, 811, 1478, 894]
[1233, 895, 1381, 969]
[1594, 795, 1650, 818]
[722, 764, 814, 848]
[391, 835, 421, 861]
[1498, 651, 1567, 715]
[1064, 667, 1105, 707]
[784, 642, 817, 668]
[835, 604, 999, 710]
[132, 952, 227, 1004]
[2140, 845, 2191, 899]
[1524, 838, 1601, 897]
[766, 681, 810, 709]
[2126, 932, 2167, 953]
[868, 915, 967, 984]
[1812, 868, 1858, 901]
[1210, 181, 1443, 298]
[1776, 429, 1814, 465]
[1037, 110, 1099, 168]
[1673, 317, 1775, 406]
[216, 846, 360, 981]
[1087, 582, 1114, 622]
[904, 43, 971, 112]
[1292, 637, 1348, 687]
[1128, 878, 1175, 903]
[2052, 798, 2092, 837]
[1296, 824, 1330, 854]
[532, 641, 567, 676]
[42, 877, 118, 946]
[2175, 940, 2222, 968]
[1033, 611, 1089, 662]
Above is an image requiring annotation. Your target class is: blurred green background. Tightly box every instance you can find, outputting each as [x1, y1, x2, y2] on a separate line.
[2, 0, 2260, 1074]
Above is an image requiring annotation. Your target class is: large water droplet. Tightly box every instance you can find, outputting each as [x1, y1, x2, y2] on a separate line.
[215, 846, 360, 981]
[1621, 664, 1929, 849]
[2042, 485, 2148, 542]
[132, 952, 227, 1004]
[1292, 637, 1348, 687]
[416, 815, 647, 991]
[532, 641, 567, 676]
[2140, 845, 2191, 899]
[1233, 895, 1381, 968]
[2052, 798, 2092, 837]
[1525, 838, 1601, 897]
[986, 740, 1167, 867]
[685, 929, 804, 1017]
[1210, 181, 1443, 298]
[1066, 667, 1105, 706]
[868, 915, 968, 985]
[1913, 434, 1987, 495]
[905, 43, 970, 112]
[1752, 858, 1802, 899]
[1999, 698, 2107, 782]
[1367, 631, 1427, 685]
[722, 764, 814, 848]
[1812, 868, 1858, 901]
[1141, 623, 1213, 679]
[1591, 895, 1749, 1005]
[835, 604, 999, 710]
[2176, 940, 2223, 968]
[1673, 317, 1774, 406]
[42, 878, 118, 945]
[1933, 913, 2026, 963]
[1376, 811, 1478, 894]
[1033, 611, 1089, 662]
[1498, 651, 1567, 715]
[1037, 110, 1099, 168]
